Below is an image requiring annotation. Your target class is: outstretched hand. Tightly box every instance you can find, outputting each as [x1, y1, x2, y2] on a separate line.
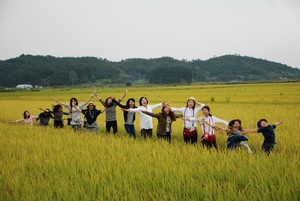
[276, 120, 284, 125]
[196, 118, 206, 125]
[121, 108, 129, 112]
[162, 102, 170, 108]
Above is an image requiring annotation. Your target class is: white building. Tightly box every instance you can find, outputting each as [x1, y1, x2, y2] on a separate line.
[16, 84, 33, 90]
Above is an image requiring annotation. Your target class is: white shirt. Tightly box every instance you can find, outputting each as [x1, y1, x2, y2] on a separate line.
[171, 103, 205, 130]
[129, 103, 162, 129]
[66, 103, 84, 125]
[190, 116, 228, 135]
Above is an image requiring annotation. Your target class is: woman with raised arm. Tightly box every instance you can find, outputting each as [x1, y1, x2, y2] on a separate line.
[10, 110, 38, 126]
[127, 97, 165, 139]
[141, 105, 182, 143]
[170, 97, 205, 144]
[113, 98, 137, 138]
[246, 119, 283, 155]
[54, 94, 93, 131]
[74, 102, 105, 134]
[39, 105, 69, 128]
[36, 108, 53, 126]
[94, 89, 127, 134]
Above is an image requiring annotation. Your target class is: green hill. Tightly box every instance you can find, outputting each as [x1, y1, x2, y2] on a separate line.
[0, 54, 299, 87]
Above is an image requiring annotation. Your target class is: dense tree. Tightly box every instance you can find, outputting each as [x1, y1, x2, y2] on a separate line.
[0, 54, 299, 87]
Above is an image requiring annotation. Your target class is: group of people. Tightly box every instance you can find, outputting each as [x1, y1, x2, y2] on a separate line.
[10, 90, 283, 155]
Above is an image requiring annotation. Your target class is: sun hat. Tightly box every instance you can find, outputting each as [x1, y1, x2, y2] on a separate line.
[88, 102, 95, 106]
[188, 97, 196, 101]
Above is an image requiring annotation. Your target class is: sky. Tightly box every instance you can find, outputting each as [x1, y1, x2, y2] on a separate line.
[0, 0, 300, 68]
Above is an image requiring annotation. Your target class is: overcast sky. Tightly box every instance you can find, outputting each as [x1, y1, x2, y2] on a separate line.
[0, 0, 299, 68]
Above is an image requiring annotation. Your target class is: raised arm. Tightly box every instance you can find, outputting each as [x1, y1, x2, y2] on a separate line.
[83, 94, 94, 106]
[73, 105, 82, 113]
[275, 120, 283, 126]
[112, 98, 126, 108]
[162, 102, 170, 108]
[54, 98, 67, 106]
[39, 107, 51, 112]
[94, 89, 105, 106]
[245, 120, 283, 134]
[93, 88, 101, 100]
[118, 90, 128, 102]
[170, 106, 184, 113]
[196, 101, 205, 108]
[141, 110, 160, 118]
[150, 102, 163, 110]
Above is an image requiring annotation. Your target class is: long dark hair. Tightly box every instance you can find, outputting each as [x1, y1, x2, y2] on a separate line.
[139, 97, 148, 106]
[161, 106, 176, 121]
[69, 97, 78, 107]
[105, 97, 114, 107]
[126, 98, 136, 108]
[23, 110, 30, 119]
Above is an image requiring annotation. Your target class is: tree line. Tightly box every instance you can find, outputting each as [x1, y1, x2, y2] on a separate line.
[0, 54, 299, 87]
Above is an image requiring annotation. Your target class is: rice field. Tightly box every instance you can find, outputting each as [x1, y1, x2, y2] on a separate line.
[1, 82, 300, 200]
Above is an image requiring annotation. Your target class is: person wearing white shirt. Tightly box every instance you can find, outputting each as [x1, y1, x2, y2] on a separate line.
[170, 97, 205, 144]
[129, 97, 164, 138]
[189, 105, 228, 149]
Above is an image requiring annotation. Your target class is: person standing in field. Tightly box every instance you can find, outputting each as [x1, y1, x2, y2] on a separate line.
[113, 98, 137, 138]
[94, 89, 127, 134]
[247, 119, 283, 155]
[40, 105, 69, 128]
[74, 102, 105, 134]
[36, 108, 53, 126]
[127, 97, 166, 139]
[141, 105, 182, 143]
[54, 95, 93, 131]
[10, 110, 38, 126]
[187, 105, 228, 149]
[170, 97, 205, 144]
[205, 119, 253, 153]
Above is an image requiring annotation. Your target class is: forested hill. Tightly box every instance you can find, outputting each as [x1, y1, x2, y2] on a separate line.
[0, 54, 299, 87]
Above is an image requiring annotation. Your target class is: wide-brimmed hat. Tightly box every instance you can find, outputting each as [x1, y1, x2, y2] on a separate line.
[88, 102, 95, 106]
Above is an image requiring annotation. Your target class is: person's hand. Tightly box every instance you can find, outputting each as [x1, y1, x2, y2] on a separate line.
[93, 89, 97, 95]
[162, 102, 170, 107]
[197, 118, 206, 125]
[276, 120, 283, 126]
